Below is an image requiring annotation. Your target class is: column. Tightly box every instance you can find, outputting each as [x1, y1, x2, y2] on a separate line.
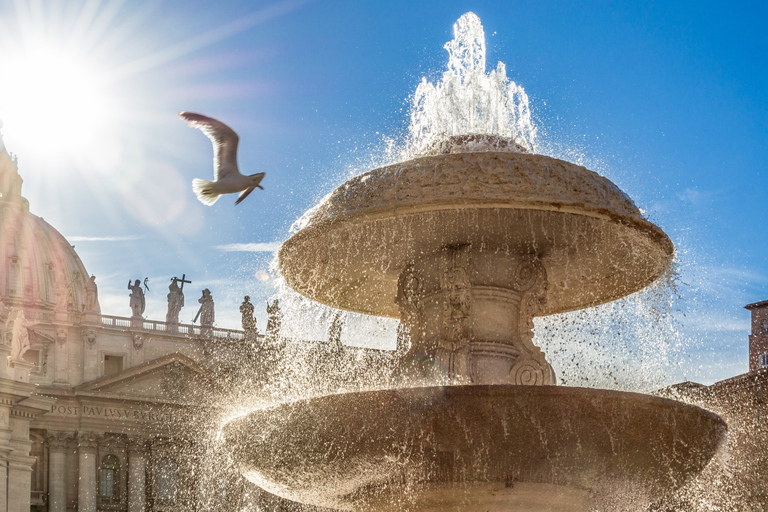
[77, 433, 98, 512]
[128, 438, 146, 512]
[47, 432, 70, 512]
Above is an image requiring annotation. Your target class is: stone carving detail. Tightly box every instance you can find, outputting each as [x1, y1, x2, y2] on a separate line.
[47, 431, 73, 453]
[85, 275, 99, 313]
[133, 334, 144, 350]
[128, 437, 147, 458]
[77, 432, 99, 454]
[10, 310, 35, 361]
[441, 246, 472, 344]
[59, 328, 70, 346]
[303, 153, 641, 228]
[512, 257, 556, 385]
[0, 300, 7, 345]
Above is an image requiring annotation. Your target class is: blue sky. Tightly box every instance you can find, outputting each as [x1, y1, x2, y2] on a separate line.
[0, 0, 765, 386]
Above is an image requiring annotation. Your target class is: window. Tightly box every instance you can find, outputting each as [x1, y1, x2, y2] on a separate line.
[762, 319, 768, 334]
[104, 355, 123, 376]
[759, 354, 768, 369]
[100, 455, 120, 503]
[156, 458, 178, 502]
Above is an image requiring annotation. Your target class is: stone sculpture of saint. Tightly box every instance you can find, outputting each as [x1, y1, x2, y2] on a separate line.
[10, 310, 36, 361]
[198, 289, 215, 333]
[85, 275, 99, 313]
[166, 278, 185, 325]
[266, 298, 282, 338]
[128, 279, 146, 318]
[240, 296, 256, 332]
[0, 300, 6, 345]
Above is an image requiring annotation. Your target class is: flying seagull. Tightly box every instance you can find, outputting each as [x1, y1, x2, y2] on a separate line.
[179, 112, 265, 206]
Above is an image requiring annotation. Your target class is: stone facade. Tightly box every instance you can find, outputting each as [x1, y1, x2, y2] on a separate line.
[0, 133, 253, 512]
[747, 300, 768, 372]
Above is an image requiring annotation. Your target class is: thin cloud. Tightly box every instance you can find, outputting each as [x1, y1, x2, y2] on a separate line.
[109, 0, 313, 82]
[68, 235, 146, 242]
[216, 242, 282, 253]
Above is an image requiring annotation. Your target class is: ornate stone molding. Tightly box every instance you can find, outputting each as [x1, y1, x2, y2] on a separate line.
[80, 328, 97, 348]
[133, 334, 144, 350]
[47, 431, 73, 453]
[77, 432, 99, 454]
[127, 437, 147, 458]
[58, 328, 69, 346]
[304, 152, 642, 224]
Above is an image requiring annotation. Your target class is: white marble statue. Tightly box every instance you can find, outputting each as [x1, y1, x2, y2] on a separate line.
[128, 279, 146, 317]
[197, 288, 215, 332]
[85, 275, 99, 313]
[10, 310, 36, 361]
[240, 296, 256, 332]
[166, 278, 185, 325]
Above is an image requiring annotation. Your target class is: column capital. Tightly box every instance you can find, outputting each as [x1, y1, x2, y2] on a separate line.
[46, 431, 73, 453]
[77, 432, 98, 454]
[127, 437, 147, 458]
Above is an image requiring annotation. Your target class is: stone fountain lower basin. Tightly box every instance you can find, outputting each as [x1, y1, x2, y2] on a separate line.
[223, 385, 726, 511]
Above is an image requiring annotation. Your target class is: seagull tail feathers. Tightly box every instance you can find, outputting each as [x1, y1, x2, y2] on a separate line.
[192, 178, 220, 206]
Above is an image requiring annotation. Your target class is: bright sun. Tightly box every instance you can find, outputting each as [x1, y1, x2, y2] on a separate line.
[0, 43, 113, 160]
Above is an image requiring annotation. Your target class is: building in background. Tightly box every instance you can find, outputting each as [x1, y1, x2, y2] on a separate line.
[0, 133, 249, 512]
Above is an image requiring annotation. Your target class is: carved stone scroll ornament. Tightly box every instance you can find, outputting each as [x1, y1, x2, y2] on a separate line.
[133, 334, 144, 350]
[512, 258, 556, 385]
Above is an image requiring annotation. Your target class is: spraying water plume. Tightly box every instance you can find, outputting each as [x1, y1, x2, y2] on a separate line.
[407, 12, 537, 156]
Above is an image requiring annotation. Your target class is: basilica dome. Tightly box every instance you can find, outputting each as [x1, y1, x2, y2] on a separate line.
[0, 136, 98, 315]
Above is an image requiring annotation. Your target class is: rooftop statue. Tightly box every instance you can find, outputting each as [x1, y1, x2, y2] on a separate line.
[85, 275, 99, 313]
[128, 279, 146, 318]
[265, 298, 282, 338]
[240, 296, 257, 333]
[166, 275, 190, 329]
[196, 289, 215, 336]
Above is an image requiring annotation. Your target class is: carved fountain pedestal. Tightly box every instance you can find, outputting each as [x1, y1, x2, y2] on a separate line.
[224, 142, 726, 511]
[395, 247, 554, 385]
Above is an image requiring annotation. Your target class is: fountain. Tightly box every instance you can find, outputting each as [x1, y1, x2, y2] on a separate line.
[223, 13, 726, 511]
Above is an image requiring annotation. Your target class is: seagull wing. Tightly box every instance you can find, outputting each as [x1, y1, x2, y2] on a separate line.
[179, 112, 241, 181]
[235, 186, 256, 205]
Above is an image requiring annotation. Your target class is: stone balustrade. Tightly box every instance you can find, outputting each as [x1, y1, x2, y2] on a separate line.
[99, 314, 246, 341]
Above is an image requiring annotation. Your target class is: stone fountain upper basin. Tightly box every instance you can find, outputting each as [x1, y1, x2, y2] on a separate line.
[223, 385, 726, 511]
[279, 151, 673, 319]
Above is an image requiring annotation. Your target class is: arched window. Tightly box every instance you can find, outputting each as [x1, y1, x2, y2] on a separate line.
[156, 457, 178, 502]
[99, 454, 120, 503]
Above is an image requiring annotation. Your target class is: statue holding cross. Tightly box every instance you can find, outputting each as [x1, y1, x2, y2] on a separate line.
[166, 274, 191, 329]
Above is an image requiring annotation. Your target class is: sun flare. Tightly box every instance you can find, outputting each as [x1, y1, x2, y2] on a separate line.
[0, 44, 113, 158]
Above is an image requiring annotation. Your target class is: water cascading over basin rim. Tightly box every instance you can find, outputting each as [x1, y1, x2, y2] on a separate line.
[279, 151, 674, 319]
[223, 385, 726, 511]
